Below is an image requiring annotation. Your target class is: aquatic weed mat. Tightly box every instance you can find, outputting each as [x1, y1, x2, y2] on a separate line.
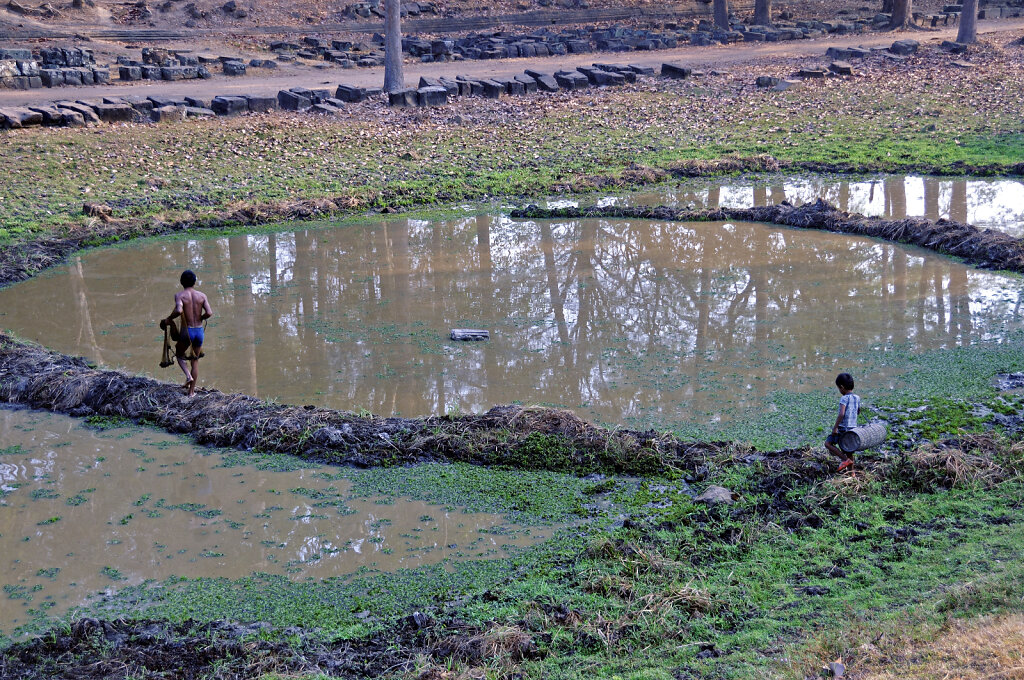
[3, 435, 1023, 679]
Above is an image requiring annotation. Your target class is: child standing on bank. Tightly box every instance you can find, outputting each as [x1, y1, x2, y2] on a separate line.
[824, 372, 860, 472]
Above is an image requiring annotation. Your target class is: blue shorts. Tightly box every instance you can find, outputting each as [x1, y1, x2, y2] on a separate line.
[826, 427, 852, 446]
[186, 326, 204, 349]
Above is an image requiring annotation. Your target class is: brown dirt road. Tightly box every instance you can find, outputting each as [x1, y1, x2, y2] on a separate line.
[0, 18, 1021, 109]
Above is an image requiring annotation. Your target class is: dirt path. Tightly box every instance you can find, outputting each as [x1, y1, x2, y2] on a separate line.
[1, 18, 1021, 108]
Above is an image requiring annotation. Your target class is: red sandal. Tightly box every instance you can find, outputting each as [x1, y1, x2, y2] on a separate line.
[838, 459, 854, 472]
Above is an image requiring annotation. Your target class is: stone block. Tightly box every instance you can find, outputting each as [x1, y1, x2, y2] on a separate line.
[628, 63, 656, 76]
[185, 96, 211, 109]
[148, 95, 187, 108]
[211, 95, 249, 115]
[310, 103, 339, 115]
[756, 75, 780, 88]
[480, 79, 503, 98]
[0, 107, 43, 127]
[185, 107, 216, 118]
[335, 84, 366, 102]
[535, 74, 559, 92]
[61, 110, 86, 127]
[438, 77, 460, 97]
[829, 61, 854, 75]
[277, 89, 311, 110]
[119, 65, 142, 81]
[40, 69, 65, 87]
[142, 65, 162, 79]
[416, 85, 448, 106]
[245, 95, 277, 113]
[772, 79, 801, 91]
[54, 101, 99, 123]
[0, 49, 32, 61]
[388, 88, 418, 107]
[890, 39, 919, 55]
[151, 105, 186, 122]
[940, 40, 968, 54]
[92, 103, 138, 123]
[222, 60, 247, 76]
[161, 66, 198, 80]
[661, 63, 692, 79]
[125, 97, 154, 114]
[553, 70, 589, 90]
[27, 106, 64, 125]
[501, 78, 525, 95]
[92, 68, 110, 84]
[513, 74, 538, 92]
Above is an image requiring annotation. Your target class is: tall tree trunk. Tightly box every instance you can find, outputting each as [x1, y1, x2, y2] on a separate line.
[383, 0, 403, 92]
[889, 0, 913, 28]
[713, 0, 729, 29]
[956, 0, 978, 43]
[753, 0, 771, 25]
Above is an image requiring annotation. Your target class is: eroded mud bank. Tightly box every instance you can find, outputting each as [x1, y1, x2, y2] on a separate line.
[0, 331, 732, 475]
[511, 199, 1024, 273]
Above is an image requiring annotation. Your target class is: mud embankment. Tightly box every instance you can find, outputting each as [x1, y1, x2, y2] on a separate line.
[0, 331, 730, 475]
[0, 615, 476, 680]
[512, 199, 1024, 273]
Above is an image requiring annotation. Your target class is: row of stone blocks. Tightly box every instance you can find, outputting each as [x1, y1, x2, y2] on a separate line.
[384, 62, 656, 107]
[118, 64, 213, 82]
[1, 64, 110, 89]
[0, 92, 280, 129]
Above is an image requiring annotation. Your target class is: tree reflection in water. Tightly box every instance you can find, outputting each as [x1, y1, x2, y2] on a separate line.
[1, 214, 1022, 431]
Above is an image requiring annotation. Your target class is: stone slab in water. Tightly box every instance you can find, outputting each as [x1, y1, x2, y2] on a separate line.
[451, 329, 490, 341]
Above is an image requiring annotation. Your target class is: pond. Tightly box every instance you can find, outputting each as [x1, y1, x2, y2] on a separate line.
[0, 407, 549, 637]
[1, 177, 1024, 433]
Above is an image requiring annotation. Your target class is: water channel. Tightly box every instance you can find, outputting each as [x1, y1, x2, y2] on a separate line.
[2, 179, 1024, 429]
[0, 407, 548, 636]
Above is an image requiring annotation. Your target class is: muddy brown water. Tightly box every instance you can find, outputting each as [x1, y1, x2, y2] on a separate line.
[0, 407, 548, 637]
[2, 208, 1024, 427]
[580, 176, 1024, 236]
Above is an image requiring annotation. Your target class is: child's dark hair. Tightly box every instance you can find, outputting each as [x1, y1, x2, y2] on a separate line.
[180, 270, 197, 287]
[835, 372, 855, 390]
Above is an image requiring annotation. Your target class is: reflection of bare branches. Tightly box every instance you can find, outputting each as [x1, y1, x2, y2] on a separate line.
[69, 257, 103, 365]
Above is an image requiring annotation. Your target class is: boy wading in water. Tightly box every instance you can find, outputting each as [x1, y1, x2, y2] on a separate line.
[825, 372, 860, 472]
[161, 270, 213, 397]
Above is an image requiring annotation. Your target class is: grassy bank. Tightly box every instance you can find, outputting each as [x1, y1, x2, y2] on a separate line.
[2, 421, 1022, 679]
[1, 35, 1022, 246]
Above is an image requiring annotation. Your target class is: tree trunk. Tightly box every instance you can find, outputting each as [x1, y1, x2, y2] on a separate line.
[956, 0, 978, 42]
[713, 0, 729, 30]
[383, 0, 403, 92]
[889, 0, 913, 28]
[753, 0, 771, 25]
[881, 0, 893, 13]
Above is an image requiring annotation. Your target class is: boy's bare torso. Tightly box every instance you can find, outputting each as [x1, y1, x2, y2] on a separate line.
[175, 289, 209, 328]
